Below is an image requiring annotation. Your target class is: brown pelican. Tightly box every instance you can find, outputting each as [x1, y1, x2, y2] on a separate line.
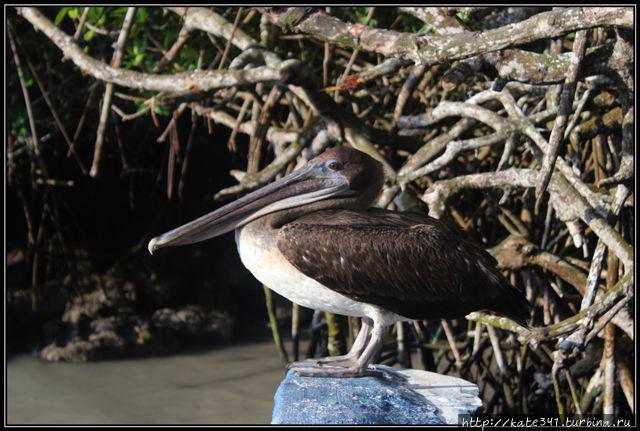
[148, 147, 530, 377]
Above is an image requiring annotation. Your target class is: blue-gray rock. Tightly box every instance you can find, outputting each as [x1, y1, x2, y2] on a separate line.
[272, 365, 482, 425]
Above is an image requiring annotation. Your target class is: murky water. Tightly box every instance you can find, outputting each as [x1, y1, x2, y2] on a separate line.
[7, 341, 288, 425]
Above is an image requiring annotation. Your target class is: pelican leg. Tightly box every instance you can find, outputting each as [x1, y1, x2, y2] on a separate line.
[291, 321, 386, 378]
[316, 319, 371, 365]
[286, 319, 371, 369]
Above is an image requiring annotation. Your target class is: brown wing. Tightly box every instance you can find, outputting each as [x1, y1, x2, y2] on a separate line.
[277, 208, 530, 323]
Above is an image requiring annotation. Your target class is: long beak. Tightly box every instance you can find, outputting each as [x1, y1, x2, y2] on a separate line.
[148, 164, 348, 254]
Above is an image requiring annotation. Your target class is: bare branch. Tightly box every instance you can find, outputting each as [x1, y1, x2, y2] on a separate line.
[168, 7, 281, 67]
[398, 7, 466, 36]
[467, 271, 632, 345]
[73, 6, 89, 41]
[217, 7, 244, 70]
[90, 7, 136, 178]
[535, 30, 588, 209]
[153, 26, 191, 72]
[263, 7, 631, 65]
[17, 7, 295, 93]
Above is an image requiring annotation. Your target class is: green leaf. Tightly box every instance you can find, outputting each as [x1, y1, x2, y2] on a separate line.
[84, 29, 95, 42]
[11, 114, 26, 130]
[181, 45, 199, 62]
[17, 127, 28, 145]
[357, 8, 375, 25]
[456, 12, 468, 22]
[154, 104, 171, 117]
[138, 7, 148, 23]
[163, 31, 173, 50]
[132, 53, 145, 67]
[418, 23, 433, 35]
[109, 7, 128, 18]
[68, 8, 79, 20]
[88, 7, 104, 22]
[54, 7, 70, 26]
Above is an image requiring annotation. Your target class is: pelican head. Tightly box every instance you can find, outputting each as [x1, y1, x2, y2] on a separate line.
[148, 147, 384, 254]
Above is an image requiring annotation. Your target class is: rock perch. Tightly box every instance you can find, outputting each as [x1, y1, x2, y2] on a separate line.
[272, 365, 482, 425]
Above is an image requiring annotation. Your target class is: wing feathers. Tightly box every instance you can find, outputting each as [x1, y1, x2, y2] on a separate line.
[277, 209, 529, 322]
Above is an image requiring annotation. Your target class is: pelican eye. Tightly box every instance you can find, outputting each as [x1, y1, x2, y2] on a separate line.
[327, 160, 342, 171]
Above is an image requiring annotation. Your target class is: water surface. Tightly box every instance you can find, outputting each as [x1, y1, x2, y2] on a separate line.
[7, 341, 287, 425]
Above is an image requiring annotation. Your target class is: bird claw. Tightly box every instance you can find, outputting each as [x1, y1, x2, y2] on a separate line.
[287, 355, 359, 370]
[316, 354, 356, 365]
[286, 359, 320, 369]
[290, 365, 383, 378]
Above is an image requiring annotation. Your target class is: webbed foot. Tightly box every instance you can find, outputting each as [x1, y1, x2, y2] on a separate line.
[287, 355, 358, 369]
[290, 364, 383, 378]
